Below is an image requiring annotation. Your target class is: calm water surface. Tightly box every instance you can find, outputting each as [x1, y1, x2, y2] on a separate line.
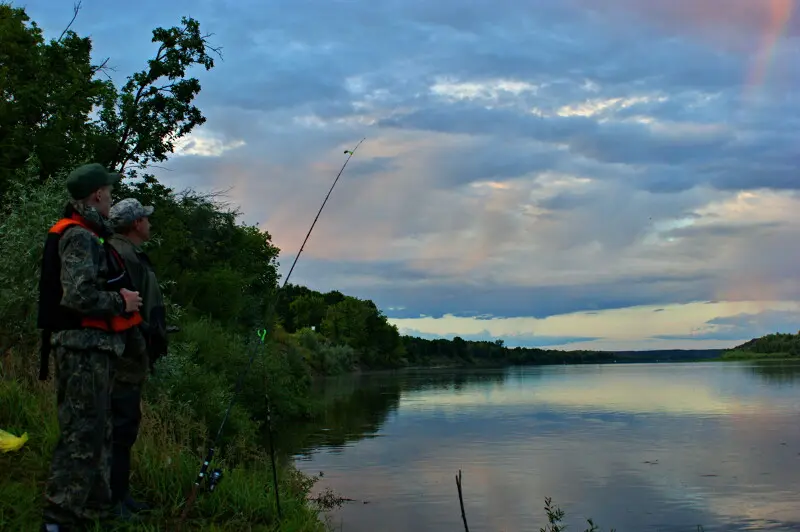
[289, 362, 800, 531]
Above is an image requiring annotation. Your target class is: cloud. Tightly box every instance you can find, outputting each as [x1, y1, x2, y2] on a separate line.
[173, 131, 246, 158]
[389, 301, 800, 351]
[657, 309, 800, 342]
[21, 0, 800, 349]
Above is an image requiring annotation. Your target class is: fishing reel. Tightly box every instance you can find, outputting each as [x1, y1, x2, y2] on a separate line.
[207, 468, 224, 493]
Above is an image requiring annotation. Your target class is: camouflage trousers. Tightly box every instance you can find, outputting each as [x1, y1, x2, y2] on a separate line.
[42, 347, 114, 526]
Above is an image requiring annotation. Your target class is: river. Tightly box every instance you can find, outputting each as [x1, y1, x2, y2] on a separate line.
[288, 362, 800, 531]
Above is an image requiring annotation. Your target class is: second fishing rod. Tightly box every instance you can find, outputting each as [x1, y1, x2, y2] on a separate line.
[176, 138, 366, 530]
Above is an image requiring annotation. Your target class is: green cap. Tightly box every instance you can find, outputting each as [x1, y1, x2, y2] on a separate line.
[66, 163, 122, 200]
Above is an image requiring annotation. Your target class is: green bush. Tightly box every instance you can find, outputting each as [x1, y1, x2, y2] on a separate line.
[0, 161, 64, 375]
[292, 328, 354, 375]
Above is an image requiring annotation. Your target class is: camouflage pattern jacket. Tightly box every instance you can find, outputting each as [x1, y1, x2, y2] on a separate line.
[50, 202, 127, 358]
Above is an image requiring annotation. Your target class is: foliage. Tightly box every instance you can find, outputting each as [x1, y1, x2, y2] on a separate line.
[0, 4, 108, 198]
[90, 16, 221, 172]
[293, 328, 356, 375]
[290, 294, 327, 331]
[275, 285, 406, 371]
[539, 497, 616, 532]
[723, 332, 800, 359]
[0, 158, 64, 366]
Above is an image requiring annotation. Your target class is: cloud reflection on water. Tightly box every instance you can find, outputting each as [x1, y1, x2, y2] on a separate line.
[295, 363, 800, 531]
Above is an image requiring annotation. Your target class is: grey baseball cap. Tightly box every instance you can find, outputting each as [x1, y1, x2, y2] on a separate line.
[109, 198, 154, 229]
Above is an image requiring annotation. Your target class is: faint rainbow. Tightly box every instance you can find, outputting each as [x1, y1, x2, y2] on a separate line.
[744, 0, 795, 101]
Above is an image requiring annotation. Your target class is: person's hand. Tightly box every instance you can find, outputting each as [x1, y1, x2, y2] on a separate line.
[120, 288, 143, 312]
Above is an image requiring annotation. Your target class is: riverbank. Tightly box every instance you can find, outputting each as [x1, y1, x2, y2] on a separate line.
[0, 372, 328, 531]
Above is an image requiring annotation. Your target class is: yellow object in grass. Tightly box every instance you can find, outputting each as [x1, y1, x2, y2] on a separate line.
[0, 428, 28, 452]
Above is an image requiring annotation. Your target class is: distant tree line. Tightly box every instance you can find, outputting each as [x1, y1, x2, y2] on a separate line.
[722, 332, 800, 359]
[272, 286, 731, 370]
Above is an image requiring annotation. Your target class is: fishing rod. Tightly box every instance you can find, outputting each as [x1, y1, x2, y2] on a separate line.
[176, 138, 365, 530]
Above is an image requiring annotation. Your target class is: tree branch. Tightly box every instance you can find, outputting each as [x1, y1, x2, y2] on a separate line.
[155, 83, 179, 92]
[201, 34, 224, 60]
[90, 57, 116, 80]
[57, 1, 82, 42]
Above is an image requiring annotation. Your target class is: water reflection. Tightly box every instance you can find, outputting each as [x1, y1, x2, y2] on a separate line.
[290, 363, 800, 531]
[747, 360, 800, 385]
[284, 369, 508, 457]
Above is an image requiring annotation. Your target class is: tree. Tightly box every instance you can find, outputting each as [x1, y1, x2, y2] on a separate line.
[290, 294, 328, 331]
[452, 336, 468, 360]
[0, 3, 108, 199]
[362, 305, 405, 367]
[321, 297, 372, 350]
[89, 16, 221, 172]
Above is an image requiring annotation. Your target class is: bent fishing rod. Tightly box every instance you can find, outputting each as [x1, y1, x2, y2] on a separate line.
[176, 137, 365, 530]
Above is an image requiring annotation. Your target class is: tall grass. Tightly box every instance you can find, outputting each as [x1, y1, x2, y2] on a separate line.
[0, 372, 327, 531]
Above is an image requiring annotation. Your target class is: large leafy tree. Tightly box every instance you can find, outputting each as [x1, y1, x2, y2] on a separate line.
[0, 3, 107, 199]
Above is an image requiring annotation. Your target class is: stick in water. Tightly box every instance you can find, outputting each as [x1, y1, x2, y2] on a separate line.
[455, 469, 470, 532]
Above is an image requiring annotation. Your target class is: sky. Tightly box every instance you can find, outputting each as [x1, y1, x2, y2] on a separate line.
[20, 0, 800, 351]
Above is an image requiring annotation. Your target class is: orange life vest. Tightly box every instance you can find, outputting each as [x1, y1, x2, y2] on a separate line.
[44, 213, 143, 333]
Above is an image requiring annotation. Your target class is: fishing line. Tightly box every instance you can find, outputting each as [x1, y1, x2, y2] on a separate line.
[176, 137, 366, 529]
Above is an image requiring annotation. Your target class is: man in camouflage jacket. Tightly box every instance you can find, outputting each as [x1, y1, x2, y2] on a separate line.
[38, 163, 144, 531]
[107, 197, 168, 514]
